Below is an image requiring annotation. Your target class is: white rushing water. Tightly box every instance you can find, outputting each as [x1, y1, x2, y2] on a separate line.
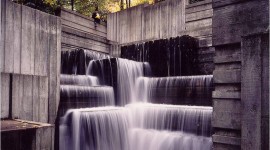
[117, 59, 144, 105]
[60, 103, 212, 150]
[129, 128, 212, 150]
[60, 74, 99, 86]
[126, 103, 212, 136]
[135, 75, 213, 104]
[60, 55, 214, 150]
[60, 107, 130, 150]
[60, 85, 115, 106]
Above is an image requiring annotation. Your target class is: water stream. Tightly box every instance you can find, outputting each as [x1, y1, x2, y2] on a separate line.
[59, 50, 213, 150]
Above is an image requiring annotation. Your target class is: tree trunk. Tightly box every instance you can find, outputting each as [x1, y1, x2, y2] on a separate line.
[120, 0, 124, 10]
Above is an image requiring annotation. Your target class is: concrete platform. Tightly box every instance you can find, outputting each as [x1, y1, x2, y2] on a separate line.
[1, 119, 54, 150]
[1, 119, 52, 132]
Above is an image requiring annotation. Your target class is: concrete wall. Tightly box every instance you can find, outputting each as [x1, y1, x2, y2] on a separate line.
[212, 0, 269, 149]
[0, 0, 61, 124]
[1, 0, 60, 149]
[107, 0, 185, 44]
[60, 9, 110, 54]
[107, 0, 214, 74]
[107, 0, 213, 45]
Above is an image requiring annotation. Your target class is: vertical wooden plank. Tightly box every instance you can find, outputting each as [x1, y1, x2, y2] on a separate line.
[35, 128, 41, 150]
[160, 2, 168, 38]
[12, 74, 23, 119]
[32, 75, 40, 122]
[181, 0, 186, 31]
[107, 13, 111, 41]
[143, 7, 150, 40]
[40, 127, 53, 149]
[21, 5, 35, 75]
[51, 126, 55, 150]
[128, 9, 133, 42]
[261, 34, 269, 150]
[0, 0, 3, 114]
[1, 73, 10, 118]
[141, 5, 144, 41]
[56, 17, 61, 120]
[0, 0, 5, 72]
[4, 0, 14, 73]
[35, 11, 49, 76]
[116, 12, 120, 42]
[22, 75, 33, 120]
[34, 10, 41, 76]
[48, 15, 57, 123]
[39, 77, 48, 123]
[241, 35, 262, 150]
[13, 3, 22, 74]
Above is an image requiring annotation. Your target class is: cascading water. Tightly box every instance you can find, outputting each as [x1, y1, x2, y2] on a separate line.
[59, 50, 116, 116]
[135, 75, 213, 105]
[59, 47, 214, 150]
[126, 103, 212, 136]
[129, 129, 212, 150]
[60, 104, 212, 150]
[117, 58, 144, 105]
[60, 74, 99, 86]
[60, 107, 129, 150]
[61, 49, 111, 75]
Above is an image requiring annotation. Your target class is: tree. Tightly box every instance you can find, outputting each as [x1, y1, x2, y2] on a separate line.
[14, 0, 156, 21]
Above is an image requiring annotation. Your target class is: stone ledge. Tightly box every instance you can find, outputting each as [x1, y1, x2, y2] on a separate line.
[1, 119, 52, 133]
[212, 90, 240, 99]
[186, 0, 212, 9]
[213, 134, 241, 146]
[214, 53, 241, 63]
[213, 69, 241, 83]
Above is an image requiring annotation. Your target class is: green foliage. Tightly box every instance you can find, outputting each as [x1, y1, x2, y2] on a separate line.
[13, 0, 60, 15]
[13, 0, 156, 21]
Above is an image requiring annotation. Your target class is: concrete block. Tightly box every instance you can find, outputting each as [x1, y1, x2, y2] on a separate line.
[213, 69, 241, 83]
[212, 90, 240, 99]
[1, 73, 10, 118]
[212, 99, 241, 129]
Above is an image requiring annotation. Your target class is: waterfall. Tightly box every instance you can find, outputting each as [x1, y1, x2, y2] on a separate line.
[129, 129, 212, 150]
[60, 74, 99, 86]
[126, 103, 212, 136]
[86, 59, 115, 86]
[60, 103, 212, 150]
[59, 45, 213, 150]
[117, 58, 144, 105]
[61, 49, 111, 75]
[60, 107, 129, 150]
[135, 75, 213, 105]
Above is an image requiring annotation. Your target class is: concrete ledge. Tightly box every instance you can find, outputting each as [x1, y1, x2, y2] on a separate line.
[1, 119, 52, 133]
[213, 134, 241, 145]
[214, 53, 241, 63]
[60, 8, 107, 26]
[213, 69, 241, 83]
[62, 26, 108, 44]
[212, 99, 241, 129]
[186, 0, 212, 9]
[213, 0, 247, 8]
[212, 90, 240, 99]
[1, 119, 54, 150]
